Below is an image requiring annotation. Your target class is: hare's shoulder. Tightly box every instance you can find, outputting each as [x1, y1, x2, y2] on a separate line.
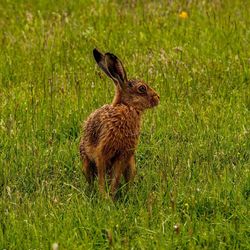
[89, 104, 112, 117]
[85, 104, 140, 131]
[84, 104, 111, 130]
[88, 104, 137, 120]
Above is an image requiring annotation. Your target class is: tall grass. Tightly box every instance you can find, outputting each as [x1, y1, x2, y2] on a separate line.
[1, 0, 249, 249]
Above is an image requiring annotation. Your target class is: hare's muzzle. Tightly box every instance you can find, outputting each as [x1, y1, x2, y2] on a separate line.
[151, 93, 160, 107]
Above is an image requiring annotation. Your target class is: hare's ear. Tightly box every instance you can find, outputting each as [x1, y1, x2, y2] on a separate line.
[104, 52, 128, 88]
[93, 48, 114, 80]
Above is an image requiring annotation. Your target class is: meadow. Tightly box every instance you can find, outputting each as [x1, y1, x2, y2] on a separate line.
[0, 0, 249, 249]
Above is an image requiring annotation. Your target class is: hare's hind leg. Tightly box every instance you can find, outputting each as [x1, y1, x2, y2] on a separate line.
[124, 155, 136, 184]
[82, 157, 96, 185]
[110, 160, 124, 199]
[96, 158, 107, 196]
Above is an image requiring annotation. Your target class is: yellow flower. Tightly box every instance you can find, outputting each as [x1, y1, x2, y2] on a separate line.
[179, 11, 188, 19]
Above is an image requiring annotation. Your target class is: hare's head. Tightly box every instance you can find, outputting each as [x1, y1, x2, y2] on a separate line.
[93, 48, 160, 111]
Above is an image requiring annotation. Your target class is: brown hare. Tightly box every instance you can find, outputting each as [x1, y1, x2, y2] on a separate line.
[79, 48, 159, 198]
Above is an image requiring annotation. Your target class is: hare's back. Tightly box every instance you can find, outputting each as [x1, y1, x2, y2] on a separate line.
[83, 104, 112, 145]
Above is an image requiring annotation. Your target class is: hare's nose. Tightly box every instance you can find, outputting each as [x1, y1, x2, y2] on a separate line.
[154, 93, 160, 100]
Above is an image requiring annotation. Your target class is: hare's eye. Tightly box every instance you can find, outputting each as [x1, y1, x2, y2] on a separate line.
[138, 85, 147, 93]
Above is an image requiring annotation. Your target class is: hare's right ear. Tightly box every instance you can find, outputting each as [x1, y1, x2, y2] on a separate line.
[93, 48, 127, 88]
[93, 48, 114, 80]
[104, 52, 127, 88]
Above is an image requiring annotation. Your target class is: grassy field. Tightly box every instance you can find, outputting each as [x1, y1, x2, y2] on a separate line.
[1, 0, 250, 249]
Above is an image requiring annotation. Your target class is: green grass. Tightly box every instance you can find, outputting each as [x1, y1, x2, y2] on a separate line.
[1, 0, 249, 249]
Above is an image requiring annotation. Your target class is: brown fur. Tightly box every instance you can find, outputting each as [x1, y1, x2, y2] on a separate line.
[79, 49, 159, 198]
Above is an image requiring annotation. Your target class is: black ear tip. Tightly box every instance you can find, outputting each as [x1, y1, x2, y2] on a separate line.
[93, 48, 98, 53]
[93, 48, 102, 62]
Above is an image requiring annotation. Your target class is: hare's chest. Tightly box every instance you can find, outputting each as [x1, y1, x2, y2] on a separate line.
[110, 117, 140, 138]
[104, 112, 141, 152]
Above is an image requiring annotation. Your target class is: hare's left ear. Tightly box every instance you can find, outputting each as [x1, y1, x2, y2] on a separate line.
[104, 52, 128, 88]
